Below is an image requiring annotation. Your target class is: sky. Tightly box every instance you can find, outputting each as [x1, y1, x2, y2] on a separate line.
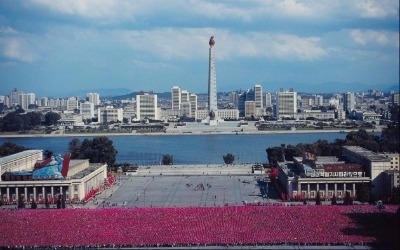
[0, 0, 399, 97]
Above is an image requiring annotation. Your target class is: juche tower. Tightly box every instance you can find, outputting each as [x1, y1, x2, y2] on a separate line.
[208, 36, 218, 125]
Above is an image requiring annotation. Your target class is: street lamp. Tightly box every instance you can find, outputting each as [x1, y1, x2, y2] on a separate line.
[143, 189, 146, 207]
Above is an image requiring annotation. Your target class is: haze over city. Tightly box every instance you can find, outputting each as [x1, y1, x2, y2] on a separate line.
[0, 0, 399, 97]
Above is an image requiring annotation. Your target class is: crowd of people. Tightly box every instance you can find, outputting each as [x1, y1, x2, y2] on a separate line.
[0, 204, 398, 248]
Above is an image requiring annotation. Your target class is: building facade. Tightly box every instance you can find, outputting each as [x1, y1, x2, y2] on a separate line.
[277, 90, 297, 119]
[98, 106, 123, 123]
[136, 93, 158, 120]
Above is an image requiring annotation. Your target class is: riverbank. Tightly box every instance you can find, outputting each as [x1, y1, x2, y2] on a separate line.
[0, 127, 379, 138]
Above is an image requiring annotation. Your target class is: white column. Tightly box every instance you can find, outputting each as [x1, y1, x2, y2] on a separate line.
[353, 183, 356, 197]
[325, 183, 328, 197]
[33, 187, 37, 202]
[51, 186, 54, 197]
[15, 187, 18, 201]
[334, 183, 337, 196]
[6, 188, 10, 202]
[307, 183, 310, 198]
[24, 187, 27, 201]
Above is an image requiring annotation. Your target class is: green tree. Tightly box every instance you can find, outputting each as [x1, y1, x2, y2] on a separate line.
[0, 112, 25, 132]
[44, 111, 61, 126]
[223, 153, 235, 164]
[68, 137, 118, 169]
[162, 154, 173, 165]
[380, 124, 399, 153]
[0, 142, 29, 157]
[266, 147, 285, 164]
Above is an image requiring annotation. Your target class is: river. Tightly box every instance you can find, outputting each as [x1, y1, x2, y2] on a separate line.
[0, 133, 350, 165]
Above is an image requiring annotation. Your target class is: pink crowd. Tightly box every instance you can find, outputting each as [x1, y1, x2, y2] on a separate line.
[0, 205, 398, 248]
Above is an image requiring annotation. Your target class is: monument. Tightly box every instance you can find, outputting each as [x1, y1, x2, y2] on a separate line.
[208, 36, 218, 125]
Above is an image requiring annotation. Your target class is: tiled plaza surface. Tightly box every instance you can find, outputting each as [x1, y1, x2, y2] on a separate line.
[91, 165, 276, 208]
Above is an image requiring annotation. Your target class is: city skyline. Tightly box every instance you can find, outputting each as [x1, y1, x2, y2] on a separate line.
[0, 1, 399, 97]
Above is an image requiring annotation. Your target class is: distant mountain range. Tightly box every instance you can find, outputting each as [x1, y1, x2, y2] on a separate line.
[40, 83, 398, 99]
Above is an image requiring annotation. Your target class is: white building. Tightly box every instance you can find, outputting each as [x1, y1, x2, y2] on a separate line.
[67, 97, 79, 111]
[136, 93, 158, 120]
[343, 92, 355, 113]
[0, 150, 108, 204]
[87, 93, 100, 106]
[80, 101, 95, 119]
[98, 106, 123, 123]
[265, 93, 272, 108]
[18, 93, 35, 110]
[314, 95, 323, 106]
[254, 84, 263, 109]
[189, 94, 197, 119]
[245, 101, 256, 118]
[229, 92, 239, 107]
[9, 88, 22, 107]
[171, 86, 181, 111]
[39, 97, 48, 107]
[342, 146, 392, 196]
[197, 109, 239, 120]
[277, 90, 297, 119]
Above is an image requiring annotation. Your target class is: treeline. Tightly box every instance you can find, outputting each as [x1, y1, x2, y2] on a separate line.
[0, 110, 61, 132]
[266, 126, 399, 164]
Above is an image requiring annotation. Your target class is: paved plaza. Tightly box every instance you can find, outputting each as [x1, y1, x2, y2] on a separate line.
[89, 164, 276, 208]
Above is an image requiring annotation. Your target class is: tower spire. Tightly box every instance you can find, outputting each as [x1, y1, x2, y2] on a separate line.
[208, 36, 218, 125]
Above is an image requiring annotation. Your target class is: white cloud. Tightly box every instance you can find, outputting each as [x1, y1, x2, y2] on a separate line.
[350, 29, 399, 47]
[0, 38, 38, 63]
[28, 0, 139, 19]
[354, 0, 399, 18]
[120, 28, 327, 61]
[276, 0, 313, 17]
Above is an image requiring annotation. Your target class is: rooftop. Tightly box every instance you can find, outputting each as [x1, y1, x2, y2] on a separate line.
[343, 146, 389, 162]
[0, 150, 42, 165]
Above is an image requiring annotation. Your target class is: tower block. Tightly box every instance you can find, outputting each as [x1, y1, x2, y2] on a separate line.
[208, 36, 218, 125]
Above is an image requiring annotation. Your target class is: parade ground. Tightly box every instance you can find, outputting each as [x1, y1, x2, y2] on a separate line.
[88, 164, 275, 209]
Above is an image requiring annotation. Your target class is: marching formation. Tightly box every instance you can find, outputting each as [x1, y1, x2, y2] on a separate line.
[0, 204, 398, 248]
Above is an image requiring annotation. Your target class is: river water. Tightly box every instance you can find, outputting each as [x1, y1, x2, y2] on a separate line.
[0, 133, 349, 165]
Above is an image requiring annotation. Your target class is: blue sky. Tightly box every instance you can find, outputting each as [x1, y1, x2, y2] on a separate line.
[0, 0, 399, 97]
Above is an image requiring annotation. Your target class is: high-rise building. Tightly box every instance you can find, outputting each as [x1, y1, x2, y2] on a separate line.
[180, 90, 190, 115]
[245, 101, 256, 118]
[277, 89, 297, 119]
[343, 92, 355, 113]
[39, 97, 48, 107]
[315, 95, 323, 106]
[80, 101, 95, 119]
[171, 86, 181, 111]
[265, 93, 272, 108]
[87, 93, 100, 106]
[181, 90, 189, 103]
[136, 93, 158, 120]
[254, 84, 263, 109]
[9, 88, 22, 107]
[98, 106, 123, 123]
[228, 92, 239, 107]
[18, 93, 35, 110]
[208, 36, 218, 125]
[189, 94, 197, 118]
[67, 97, 79, 111]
